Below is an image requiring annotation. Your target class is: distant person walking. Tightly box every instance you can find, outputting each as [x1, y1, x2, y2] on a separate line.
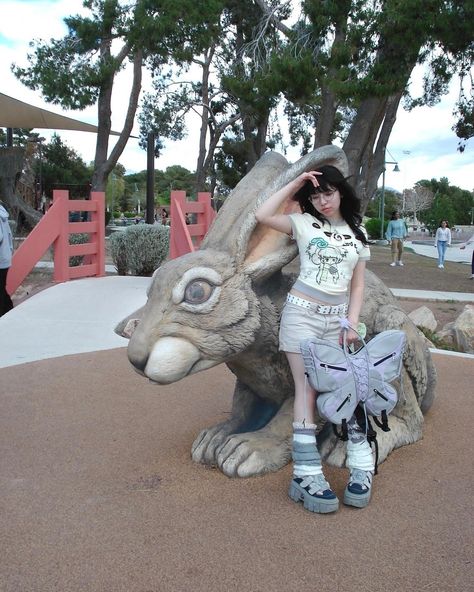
[385, 210, 407, 267]
[0, 201, 14, 317]
[434, 220, 451, 269]
[460, 233, 474, 279]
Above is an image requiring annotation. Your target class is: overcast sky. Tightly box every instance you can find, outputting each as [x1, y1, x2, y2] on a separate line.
[1, 0, 473, 193]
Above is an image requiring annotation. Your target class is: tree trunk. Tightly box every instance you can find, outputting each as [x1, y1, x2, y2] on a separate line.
[194, 48, 214, 192]
[0, 147, 41, 231]
[91, 35, 114, 192]
[313, 85, 338, 149]
[360, 92, 403, 208]
[91, 46, 142, 192]
[313, 19, 347, 149]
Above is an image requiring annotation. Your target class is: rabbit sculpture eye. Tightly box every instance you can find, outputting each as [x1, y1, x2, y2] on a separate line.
[184, 281, 213, 304]
[118, 146, 437, 479]
[172, 267, 223, 312]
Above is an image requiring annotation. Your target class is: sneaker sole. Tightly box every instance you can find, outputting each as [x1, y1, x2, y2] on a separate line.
[343, 487, 371, 508]
[288, 481, 339, 514]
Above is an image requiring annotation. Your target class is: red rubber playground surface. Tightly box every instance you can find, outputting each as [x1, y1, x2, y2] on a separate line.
[1, 348, 472, 592]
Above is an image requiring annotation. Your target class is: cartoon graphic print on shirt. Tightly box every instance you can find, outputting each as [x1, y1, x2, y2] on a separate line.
[289, 213, 371, 296]
[304, 234, 360, 286]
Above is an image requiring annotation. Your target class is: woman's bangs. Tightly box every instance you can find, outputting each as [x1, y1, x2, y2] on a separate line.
[314, 179, 335, 193]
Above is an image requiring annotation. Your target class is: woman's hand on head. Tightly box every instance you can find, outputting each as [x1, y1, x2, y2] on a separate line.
[296, 170, 322, 190]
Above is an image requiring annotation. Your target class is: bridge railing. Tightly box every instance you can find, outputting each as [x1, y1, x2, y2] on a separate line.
[7, 189, 105, 295]
[169, 191, 215, 259]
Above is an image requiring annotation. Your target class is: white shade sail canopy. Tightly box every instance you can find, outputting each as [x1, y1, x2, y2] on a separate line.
[0, 92, 121, 135]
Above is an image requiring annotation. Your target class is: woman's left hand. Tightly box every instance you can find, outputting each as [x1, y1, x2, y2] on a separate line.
[339, 327, 359, 347]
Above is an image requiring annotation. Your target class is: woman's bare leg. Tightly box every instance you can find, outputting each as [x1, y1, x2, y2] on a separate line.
[285, 351, 316, 424]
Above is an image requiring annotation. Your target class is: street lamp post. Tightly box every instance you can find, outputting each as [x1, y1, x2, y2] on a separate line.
[380, 154, 400, 239]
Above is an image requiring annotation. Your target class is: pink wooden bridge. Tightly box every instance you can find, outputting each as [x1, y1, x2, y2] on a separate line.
[7, 189, 215, 296]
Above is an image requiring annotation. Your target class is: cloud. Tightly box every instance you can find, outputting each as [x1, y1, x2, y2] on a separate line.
[0, 0, 83, 45]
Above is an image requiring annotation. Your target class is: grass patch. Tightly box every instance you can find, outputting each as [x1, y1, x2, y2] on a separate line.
[418, 327, 463, 352]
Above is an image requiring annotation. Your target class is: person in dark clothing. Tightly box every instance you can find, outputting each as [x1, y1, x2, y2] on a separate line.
[0, 202, 14, 317]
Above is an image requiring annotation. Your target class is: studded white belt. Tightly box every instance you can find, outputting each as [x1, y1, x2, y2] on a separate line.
[286, 293, 348, 315]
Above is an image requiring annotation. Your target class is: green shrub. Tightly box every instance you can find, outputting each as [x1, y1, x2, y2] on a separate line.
[109, 231, 128, 275]
[109, 225, 170, 276]
[69, 233, 90, 266]
[364, 217, 387, 240]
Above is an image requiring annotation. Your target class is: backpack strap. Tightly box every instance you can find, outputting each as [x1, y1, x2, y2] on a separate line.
[332, 418, 348, 441]
[373, 410, 391, 432]
[355, 406, 379, 475]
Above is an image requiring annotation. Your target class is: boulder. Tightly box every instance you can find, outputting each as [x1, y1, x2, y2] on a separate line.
[453, 305, 474, 354]
[408, 305, 437, 332]
[436, 322, 456, 348]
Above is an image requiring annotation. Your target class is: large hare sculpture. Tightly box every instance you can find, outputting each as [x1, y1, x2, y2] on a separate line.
[122, 146, 437, 478]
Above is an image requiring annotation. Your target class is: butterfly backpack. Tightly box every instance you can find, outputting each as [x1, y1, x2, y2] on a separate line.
[300, 326, 406, 468]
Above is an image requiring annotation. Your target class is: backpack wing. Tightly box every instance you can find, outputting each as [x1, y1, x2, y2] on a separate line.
[366, 330, 406, 382]
[301, 337, 358, 425]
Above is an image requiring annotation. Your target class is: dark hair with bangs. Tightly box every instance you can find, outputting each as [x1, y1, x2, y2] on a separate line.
[292, 165, 368, 245]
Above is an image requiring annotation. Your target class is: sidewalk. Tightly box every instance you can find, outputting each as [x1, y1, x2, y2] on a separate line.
[406, 239, 472, 264]
[0, 276, 149, 368]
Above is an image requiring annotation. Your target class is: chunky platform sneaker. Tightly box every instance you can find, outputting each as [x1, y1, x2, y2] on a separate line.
[289, 474, 339, 514]
[343, 469, 373, 508]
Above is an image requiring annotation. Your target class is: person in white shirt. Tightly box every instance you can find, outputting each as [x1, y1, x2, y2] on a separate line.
[255, 165, 373, 514]
[434, 220, 452, 269]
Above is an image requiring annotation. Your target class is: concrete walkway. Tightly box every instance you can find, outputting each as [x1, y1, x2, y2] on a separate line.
[406, 239, 472, 265]
[0, 276, 149, 368]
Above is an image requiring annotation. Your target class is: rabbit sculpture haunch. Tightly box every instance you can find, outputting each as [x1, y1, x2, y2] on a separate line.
[121, 146, 437, 478]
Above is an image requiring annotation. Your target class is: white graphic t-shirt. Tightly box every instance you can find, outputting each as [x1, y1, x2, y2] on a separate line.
[289, 213, 370, 297]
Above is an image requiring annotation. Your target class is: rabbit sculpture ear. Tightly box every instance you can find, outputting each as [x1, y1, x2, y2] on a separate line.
[201, 146, 349, 283]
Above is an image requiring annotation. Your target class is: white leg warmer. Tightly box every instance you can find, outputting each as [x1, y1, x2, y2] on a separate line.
[346, 439, 375, 472]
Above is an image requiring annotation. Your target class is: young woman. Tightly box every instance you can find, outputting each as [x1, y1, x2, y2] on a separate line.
[255, 165, 373, 514]
[385, 211, 407, 266]
[434, 220, 451, 268]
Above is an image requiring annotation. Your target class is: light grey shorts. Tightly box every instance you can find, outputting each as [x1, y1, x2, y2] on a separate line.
[279, 300, 343, 353]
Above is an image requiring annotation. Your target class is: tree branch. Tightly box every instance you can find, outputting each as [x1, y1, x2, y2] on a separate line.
[253, 0, 292, 37]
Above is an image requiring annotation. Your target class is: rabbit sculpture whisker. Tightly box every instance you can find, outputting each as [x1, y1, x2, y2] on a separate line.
[118, 146, 436, 478]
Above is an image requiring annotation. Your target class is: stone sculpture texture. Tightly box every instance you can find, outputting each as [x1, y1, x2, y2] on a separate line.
[120, 146, 437, 478]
